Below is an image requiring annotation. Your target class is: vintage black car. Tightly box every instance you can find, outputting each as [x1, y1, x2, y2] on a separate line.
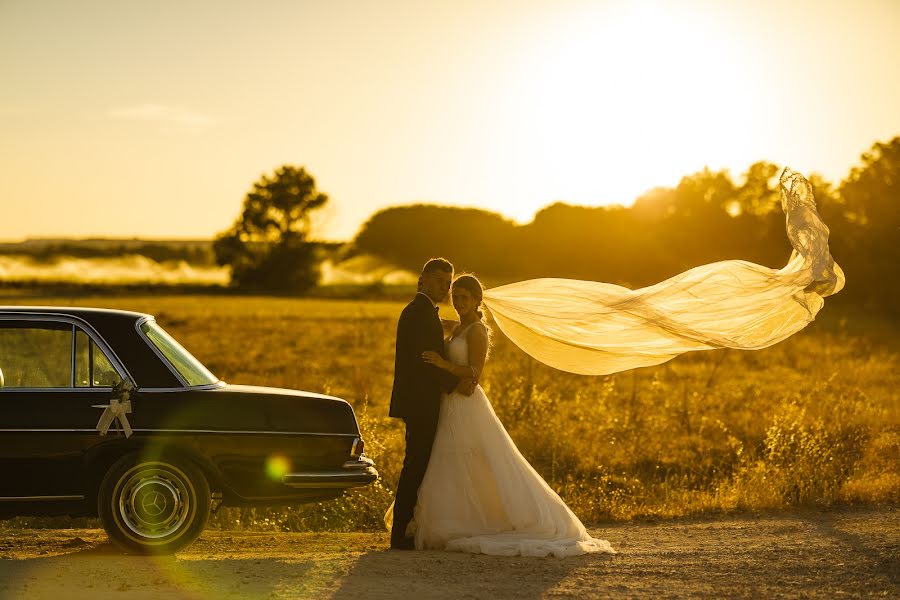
[0, 306, 377, 553]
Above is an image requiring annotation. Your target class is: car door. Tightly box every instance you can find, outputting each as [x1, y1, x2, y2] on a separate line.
[0, 318, 126, 498]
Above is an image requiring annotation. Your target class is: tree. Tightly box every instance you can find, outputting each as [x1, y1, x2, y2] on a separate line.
[837, 137, 900, 312]
[670, 167, 736, 218]
[214, 165, 328, 291]
[734, 161, 780, 216]
[352, 205, 520, 276]
[839, 137, 900, 231]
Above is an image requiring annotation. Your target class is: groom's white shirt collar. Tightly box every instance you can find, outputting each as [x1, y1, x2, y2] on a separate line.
[417, 291, 437, 308]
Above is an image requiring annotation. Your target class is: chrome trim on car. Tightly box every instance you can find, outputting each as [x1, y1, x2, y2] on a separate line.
[0, 428, 359, 437]
[0, 495, 85, 502]
[0, 387, 116, 393]
[282, 456, 378, 488]
[139, 382, 227, 393]
[343, 456, 374, 469]
[131, 429, 359, 437]
[70, 324, 76, 387]
[0, 383, 221, 392]
[0, 312, 135, 386]
[282, 465, 378, 489]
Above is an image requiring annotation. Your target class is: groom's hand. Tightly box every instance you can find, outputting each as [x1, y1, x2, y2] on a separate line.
[455, 378, 476, 396]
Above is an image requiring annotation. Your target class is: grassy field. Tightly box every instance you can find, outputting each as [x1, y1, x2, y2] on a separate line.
[3, 293, 898, 531]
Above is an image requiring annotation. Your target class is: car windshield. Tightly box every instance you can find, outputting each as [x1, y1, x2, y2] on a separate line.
[140, 320, 218, 387]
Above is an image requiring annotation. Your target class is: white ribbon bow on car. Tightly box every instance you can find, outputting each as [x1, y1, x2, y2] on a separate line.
[93, 380, 135, 438]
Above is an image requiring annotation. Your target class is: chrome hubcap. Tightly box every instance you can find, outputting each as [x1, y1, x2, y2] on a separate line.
[117, 465, 191, 540]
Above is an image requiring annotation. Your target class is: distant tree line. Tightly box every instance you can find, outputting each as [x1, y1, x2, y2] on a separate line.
[353, 161, 794, 283]
[0, 240, 216, 265]
[6, 137, 895, 309]
[351, 137, 900, 313]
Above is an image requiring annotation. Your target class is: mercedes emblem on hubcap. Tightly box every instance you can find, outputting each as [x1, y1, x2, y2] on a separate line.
[141, 490, 168, 517]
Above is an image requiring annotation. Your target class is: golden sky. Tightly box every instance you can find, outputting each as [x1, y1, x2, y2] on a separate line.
[1, 0, 899, 242]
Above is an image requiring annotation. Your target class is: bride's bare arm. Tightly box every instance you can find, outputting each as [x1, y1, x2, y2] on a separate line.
[421, 323, 488, 381]
[465, 323, 488, 381]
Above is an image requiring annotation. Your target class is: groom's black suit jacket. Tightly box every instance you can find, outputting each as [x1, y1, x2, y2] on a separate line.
[389, 293, 459, 419]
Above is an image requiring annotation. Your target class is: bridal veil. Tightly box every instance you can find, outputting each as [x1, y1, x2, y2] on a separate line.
[482, 168, 845, 376]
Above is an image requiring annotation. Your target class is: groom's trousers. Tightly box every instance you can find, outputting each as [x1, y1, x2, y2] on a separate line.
[391, 404, 440, 544]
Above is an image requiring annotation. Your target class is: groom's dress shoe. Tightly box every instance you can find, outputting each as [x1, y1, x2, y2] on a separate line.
[389, 538, 416, 550]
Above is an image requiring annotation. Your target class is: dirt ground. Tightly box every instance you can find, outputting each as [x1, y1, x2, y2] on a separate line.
[0, 506, 897, 600]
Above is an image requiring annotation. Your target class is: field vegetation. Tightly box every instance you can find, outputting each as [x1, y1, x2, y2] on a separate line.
[3, 294, 897, 531]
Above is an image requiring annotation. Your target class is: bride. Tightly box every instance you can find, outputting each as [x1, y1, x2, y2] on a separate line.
[404, 274, 614, 557]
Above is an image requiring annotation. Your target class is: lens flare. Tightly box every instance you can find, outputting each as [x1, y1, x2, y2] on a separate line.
[265, 455, 291, 480]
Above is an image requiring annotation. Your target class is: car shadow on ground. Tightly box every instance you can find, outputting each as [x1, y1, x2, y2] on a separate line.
[0, 542, 322, 599]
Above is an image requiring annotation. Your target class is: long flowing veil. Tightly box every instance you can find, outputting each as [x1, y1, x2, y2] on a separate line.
[481, 168, 845, 376]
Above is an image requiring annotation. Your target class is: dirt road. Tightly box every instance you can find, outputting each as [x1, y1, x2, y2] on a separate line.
[0, 507, 896, 599]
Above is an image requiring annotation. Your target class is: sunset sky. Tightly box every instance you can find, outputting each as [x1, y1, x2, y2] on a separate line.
[1, 0, 899, 242]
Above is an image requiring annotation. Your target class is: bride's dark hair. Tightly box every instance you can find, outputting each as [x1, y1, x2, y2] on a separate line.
[452, 274, 493, 352]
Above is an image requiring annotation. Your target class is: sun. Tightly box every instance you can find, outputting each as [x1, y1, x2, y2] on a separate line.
[493, 1, 762, 219]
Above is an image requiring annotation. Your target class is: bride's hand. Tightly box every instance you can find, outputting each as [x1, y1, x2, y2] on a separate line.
[422, 351, 448, 369]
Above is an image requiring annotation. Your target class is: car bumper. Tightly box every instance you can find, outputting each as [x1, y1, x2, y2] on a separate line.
[281, 456, 378, 489]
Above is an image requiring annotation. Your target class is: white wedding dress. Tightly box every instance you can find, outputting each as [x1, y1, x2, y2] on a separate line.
[408, 323, 615, 557]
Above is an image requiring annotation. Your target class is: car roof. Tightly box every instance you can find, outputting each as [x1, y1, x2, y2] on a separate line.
[0, 306, 151, 323]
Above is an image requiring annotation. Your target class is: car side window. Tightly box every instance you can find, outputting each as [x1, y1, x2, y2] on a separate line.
[74, 328, 121, 388]
[0, 322, 72, 388]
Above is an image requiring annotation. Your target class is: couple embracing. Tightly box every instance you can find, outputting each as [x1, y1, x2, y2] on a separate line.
[387, 258, 614, 557]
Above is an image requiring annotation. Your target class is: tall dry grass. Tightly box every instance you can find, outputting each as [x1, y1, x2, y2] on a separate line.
[4, 294, 898, 530]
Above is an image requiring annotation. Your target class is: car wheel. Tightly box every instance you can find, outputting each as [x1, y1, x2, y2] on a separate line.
[98, 453, 210, 554]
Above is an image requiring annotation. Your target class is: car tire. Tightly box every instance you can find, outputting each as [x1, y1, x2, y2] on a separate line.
[98, 453, 210, 554]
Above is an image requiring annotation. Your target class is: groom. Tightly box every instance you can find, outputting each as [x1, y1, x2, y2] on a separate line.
[389, 257, 474, 550]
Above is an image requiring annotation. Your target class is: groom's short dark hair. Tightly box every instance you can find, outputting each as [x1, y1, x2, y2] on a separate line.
[421, 258, 453, 276]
